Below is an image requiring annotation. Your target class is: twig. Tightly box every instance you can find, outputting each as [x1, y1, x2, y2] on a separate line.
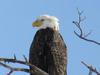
[81, 61, 100, 75]
[0, 57, 49, 75]
[23, 55, 28, 62]
[73, 10, 100, 45]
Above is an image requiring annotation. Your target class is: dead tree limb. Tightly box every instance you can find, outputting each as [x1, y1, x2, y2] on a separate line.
[0, 62, 29, 75]
[0, 56, 49, 75]
[81, 61, 100, 75]
[73, 9, 100, 45]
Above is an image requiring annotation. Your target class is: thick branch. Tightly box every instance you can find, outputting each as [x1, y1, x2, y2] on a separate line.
[81, 61, 100, 75]
[0, 57, 49, 75]
[73, 10, 100, 45]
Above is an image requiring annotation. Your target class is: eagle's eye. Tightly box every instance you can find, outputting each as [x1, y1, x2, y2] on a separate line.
[41, 19, 45, 22]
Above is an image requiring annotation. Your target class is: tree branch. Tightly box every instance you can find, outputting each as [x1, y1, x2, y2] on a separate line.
[0, 62, 29, 75]
[81, 61, 100, 75]
[73, 9, 100, 45]
[0, 56, 49, 75]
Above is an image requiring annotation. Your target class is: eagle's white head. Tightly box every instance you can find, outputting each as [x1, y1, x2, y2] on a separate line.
[32, 15, 59, 31]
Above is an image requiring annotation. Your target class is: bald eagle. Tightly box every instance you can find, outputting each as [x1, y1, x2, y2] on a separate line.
[29, 15, 67, 75]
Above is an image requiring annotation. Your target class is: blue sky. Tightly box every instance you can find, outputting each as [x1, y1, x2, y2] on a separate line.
[0, 0, 100, 75]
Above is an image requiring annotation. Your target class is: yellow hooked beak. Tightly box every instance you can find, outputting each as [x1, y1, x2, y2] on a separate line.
[32, 20, 43, 27]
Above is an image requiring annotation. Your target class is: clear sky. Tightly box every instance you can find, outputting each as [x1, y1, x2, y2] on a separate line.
[0, 0, 100, 75]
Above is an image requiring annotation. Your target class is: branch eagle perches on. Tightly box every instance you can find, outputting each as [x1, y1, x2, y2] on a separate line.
[0, 55, 49, 75]
[73, 9, 100, 45]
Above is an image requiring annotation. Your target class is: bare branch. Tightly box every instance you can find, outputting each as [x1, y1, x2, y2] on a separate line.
[89, 70, 92, 75]
[84, 30, 92, 38]
[14, 54, 17, 60]
[73, 10, 100, 45]
[0, 57, 49, 75]
[74, 31, 100, 45]
[7, 70, 13, 75]
[23, 55, 28, 62]
[81, 61, 100, 75]
[0, 62, 29, 75]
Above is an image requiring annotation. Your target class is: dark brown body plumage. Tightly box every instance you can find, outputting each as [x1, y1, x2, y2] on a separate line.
[29, 28, 67, 75]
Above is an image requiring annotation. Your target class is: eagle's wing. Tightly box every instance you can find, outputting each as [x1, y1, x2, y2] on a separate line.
[29, 30, 47, 75]
[44, 28, 67, 75]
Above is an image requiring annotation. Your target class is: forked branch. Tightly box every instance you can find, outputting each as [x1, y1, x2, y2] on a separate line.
[0, 62, 29, 75]
[73, 9, 100, 45]
[0, 55, 49, 75]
